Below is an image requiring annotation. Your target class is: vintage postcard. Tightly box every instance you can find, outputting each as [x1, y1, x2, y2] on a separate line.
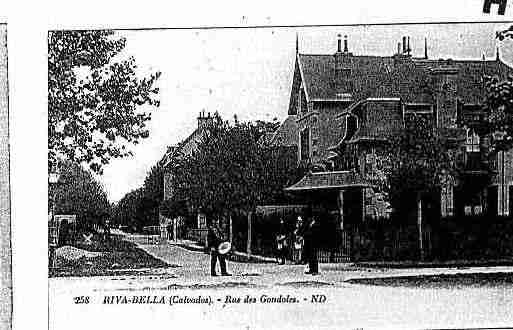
[47, 18, 513, 330]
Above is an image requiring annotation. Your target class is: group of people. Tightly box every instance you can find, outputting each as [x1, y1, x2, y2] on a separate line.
[276, 215, 321, 275]
[206, 214, 321, 277]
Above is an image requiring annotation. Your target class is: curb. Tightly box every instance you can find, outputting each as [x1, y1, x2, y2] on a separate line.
[355, 259, 513, 269]
[173, 242, 277, 264]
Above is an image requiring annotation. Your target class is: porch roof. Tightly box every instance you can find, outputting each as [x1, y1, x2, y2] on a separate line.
[284, 170, 373, 192]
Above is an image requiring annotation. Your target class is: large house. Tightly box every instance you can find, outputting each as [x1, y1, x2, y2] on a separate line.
[159, 111, 213, 242]
[160, 34, 513, 259]
[281, 34, 513, 231]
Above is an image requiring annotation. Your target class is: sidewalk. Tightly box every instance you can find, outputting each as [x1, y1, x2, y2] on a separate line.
[168, 239, 277, 263]
[127, 235, 513, 289]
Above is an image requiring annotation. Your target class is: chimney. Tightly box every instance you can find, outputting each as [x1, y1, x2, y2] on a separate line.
[397, 42, 402, 55]
[402, 36, 407, 54]
[334, 34, 353, 94]
[296, 33, 299, 54]
[407, 36, 411, 55]
[198, 110, 213, 130]
[424, 37, 428, 59]
[496, 46, 500, 61]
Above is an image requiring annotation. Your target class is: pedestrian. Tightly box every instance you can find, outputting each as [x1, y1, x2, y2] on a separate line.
[275, 218, 287, 265]
[207, 217, 231, 276]
[293, 216, 304, 264]
[303, 216, 320, 275]
[167, 223, 173, 240]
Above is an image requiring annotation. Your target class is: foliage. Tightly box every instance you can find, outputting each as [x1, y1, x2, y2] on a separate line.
[483, 25, 513, 151]
[169, 114, 297, 218]
[484, 75, 513, 150]
[159, 199, 188, 219]
[112, 188, 155, 231]
[48, 30, 161, 174]
[375, 115, 458, 217]
[111, 164, 164, 231]
[496, 25, 513, 41]
[52, 161, 111, 228]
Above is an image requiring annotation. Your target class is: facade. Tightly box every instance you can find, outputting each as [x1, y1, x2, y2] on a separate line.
[284, 34, 513, 229]
[159, 111, 213, 242]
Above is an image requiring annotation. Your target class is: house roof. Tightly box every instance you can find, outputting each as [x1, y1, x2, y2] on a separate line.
[160, 128, 205, 169]
[270, 115, 298, 147]
[284, 170, 372, 192]
[297, 54, 513, 104]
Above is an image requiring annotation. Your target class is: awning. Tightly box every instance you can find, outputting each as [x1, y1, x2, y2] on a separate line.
[284, 170, 373, 192]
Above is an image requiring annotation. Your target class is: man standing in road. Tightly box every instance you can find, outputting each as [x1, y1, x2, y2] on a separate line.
[207, 217, 231, 276]
[303, 215, 320, 275]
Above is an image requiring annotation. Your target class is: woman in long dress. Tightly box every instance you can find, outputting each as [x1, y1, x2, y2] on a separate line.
[293, 216, 304, 264]
[275, 219, 287, 264]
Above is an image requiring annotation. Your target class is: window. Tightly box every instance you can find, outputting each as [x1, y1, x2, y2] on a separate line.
[466, 129, 480, 153]
[298, 82, 308, 114]
[364, 152, 375, 176]
[300, 128, 310, 161]
[441, 178, 454, 217]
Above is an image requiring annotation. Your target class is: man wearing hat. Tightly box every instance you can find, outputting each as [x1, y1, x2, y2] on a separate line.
[303, 215, 320, 275]
[207, 217, 231, 276]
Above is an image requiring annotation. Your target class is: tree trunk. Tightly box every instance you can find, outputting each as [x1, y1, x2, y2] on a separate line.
[229, 213, 233, 245]
[247, 211, 253, 256]
[417, 195, 424, 261]
[173, 218, 177, 242]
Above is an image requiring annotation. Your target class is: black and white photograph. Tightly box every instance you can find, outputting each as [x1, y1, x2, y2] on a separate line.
[47, 21, 513, 329]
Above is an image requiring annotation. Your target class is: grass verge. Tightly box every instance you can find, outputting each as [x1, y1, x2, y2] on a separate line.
[49, 234, 174, 277]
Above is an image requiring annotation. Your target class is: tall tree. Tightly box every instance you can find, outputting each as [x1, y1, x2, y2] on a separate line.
[375, 115, 458, 219]
[374, 115, 459, 259]
[486, 25, 513, 150]
[170, 115, 296, 218]
[52, 161, 111, 228]
[48, 30, 161, 174]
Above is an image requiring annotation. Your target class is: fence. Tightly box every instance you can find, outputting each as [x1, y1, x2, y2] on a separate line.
[142, 226, 160, 236]
[123, 234, 161, 245]
[186, 228, 208, 246]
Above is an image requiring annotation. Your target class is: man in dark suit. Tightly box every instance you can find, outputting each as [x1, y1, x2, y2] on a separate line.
[303, 216, 320, 275]
[207, 217, 231, 276]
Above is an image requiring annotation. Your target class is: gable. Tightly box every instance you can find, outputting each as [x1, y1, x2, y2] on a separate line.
[287, 55, 303, 115]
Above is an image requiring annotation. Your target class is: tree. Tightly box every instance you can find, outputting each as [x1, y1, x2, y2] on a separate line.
[52, 161, 111, 229]
[142, 164, 164, 221]
[496, 25, 513, 41]
[374, 115, 459, 259]
[170, 114, 297, 217]
[378, 115, 458, 216]
[484, 75, 513, 148]
[48, 30, 161, 174]
[112, 187, 160, 232]
[485, 25, 513, 150]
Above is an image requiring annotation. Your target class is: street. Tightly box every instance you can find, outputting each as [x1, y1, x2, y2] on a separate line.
[49, 236, 513, 329]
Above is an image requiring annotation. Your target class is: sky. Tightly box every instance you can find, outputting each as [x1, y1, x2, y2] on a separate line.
[99, 23, 513, 202]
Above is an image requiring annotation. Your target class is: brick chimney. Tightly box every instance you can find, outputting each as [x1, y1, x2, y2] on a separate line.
[197, 110, 213, 130]
[334, 34, 353, 95]
[394, 36, 413, 66]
